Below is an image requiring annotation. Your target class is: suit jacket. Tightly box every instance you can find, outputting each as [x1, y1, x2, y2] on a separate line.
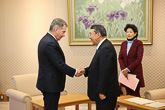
[36, 33, 75, 93]
[119, 39, 145, 87]
[85, 39, 120, 101]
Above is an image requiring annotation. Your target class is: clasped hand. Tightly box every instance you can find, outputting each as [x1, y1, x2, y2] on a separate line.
[122, 68, 128, 78]
[75, 68, 85, 77]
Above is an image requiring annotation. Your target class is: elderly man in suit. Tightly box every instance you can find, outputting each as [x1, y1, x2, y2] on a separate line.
[78, 25, 120, 110]
[37, 18, 81, 110]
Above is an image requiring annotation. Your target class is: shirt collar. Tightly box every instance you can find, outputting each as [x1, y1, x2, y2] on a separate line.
[48, 32, 57, 41]
[96, 38, 106, 50]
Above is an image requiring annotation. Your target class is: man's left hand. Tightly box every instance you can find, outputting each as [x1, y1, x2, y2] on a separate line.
[99, 93, 106, 100]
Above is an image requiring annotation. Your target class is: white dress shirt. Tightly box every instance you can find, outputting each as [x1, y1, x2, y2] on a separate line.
[96, 38, 106, 50]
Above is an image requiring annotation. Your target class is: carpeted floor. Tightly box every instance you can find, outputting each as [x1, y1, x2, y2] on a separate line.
[0, 102, 127, 110]
[65, 104, 127, 110]
[0, 102, 9, 110]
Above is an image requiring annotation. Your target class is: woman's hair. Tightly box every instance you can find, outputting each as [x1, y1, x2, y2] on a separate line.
[124, 24, 138, 38]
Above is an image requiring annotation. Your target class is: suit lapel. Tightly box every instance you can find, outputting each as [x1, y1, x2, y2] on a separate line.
[90, 39, 107, 66]
[47, 33, 65, 61]
[55, 41, 65, 57]
[122, 41, 128, 64]
[89, 49, 99, 68]
[123, 41, 127, 54]
[54, 40, 65, 61]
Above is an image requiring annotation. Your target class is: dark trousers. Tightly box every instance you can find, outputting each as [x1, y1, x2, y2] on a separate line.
[96, 97, 117, 110]
[125, 86, 140, 97]
[42, 92, 60, 110]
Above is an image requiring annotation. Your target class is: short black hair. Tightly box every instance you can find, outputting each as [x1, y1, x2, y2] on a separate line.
[90, 25, 106, 37]
[124, 24, 138, 38]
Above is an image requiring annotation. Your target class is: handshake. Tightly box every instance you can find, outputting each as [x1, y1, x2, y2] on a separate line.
[75, 68, 85, 77]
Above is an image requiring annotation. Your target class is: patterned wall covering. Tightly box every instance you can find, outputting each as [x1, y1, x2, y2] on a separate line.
[0, 0, 165, 96]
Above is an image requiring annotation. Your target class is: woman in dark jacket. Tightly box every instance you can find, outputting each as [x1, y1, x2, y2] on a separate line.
[119, 24, 145, 97]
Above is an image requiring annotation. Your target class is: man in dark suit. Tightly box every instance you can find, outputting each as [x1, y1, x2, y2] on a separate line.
[78, 25, 120, 110]
[36, 18, 80, 110]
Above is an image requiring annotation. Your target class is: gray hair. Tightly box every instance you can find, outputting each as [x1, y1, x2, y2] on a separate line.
[49, 18, 68, 32]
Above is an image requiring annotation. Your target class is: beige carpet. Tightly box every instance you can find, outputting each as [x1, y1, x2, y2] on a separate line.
[0, 102, 127, 110]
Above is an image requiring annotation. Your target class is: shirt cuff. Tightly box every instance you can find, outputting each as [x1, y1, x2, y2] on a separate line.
[74, 69, 77, 77]
[126, 68, 130, 72]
